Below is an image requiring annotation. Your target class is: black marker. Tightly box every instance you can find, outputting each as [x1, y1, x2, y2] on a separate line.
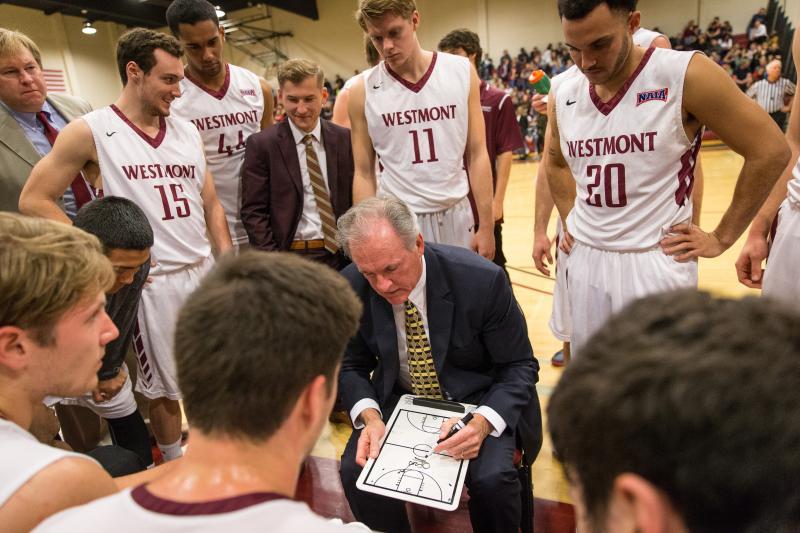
[437, 412, 474, 444]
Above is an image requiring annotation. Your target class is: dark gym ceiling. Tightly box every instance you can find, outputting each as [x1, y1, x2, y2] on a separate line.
[0, 0, 320, 26]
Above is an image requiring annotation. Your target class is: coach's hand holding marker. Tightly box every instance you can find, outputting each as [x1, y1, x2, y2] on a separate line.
[434, 412, 491, 460]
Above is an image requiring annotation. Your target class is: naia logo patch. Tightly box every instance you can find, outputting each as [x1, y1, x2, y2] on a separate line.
[636, 87, 668, 106]
[240, 88, 257, 97]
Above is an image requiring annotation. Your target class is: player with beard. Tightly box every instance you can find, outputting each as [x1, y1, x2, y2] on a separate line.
[546, 0, 789, 354]
[19, 28, 232, 463]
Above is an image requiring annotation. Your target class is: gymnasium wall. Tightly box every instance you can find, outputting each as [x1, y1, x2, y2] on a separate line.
[782, 0, 800, 26]
[0, 4, 124, 108]
[0, 0, 767, 108]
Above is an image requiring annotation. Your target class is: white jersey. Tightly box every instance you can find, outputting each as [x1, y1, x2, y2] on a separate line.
[556, 47, 701, 250]
[171, 64, 264, 246]
[551, 65, 582, 96]
[787, 157, 800, 206]
[364, 52, 471, 213]
[633, 27, 666, 48]
[35, 485, 369, 532]
[0, 418, 94, 507]
[84, 106, 210, 273]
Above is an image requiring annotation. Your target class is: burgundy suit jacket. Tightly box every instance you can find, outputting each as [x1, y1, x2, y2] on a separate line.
[240, 118, 354, 251]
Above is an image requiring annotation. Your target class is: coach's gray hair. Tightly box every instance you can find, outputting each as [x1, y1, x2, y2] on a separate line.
[336, 197, 420, 257]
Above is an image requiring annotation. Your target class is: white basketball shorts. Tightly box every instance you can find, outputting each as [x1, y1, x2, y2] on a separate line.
[763, 199, 800, 307]
[567, 241, 698, 356]
[133, 256, 214, 400]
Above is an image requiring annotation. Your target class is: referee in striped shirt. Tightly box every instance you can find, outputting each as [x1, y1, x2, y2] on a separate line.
[747, 60, 796, 131]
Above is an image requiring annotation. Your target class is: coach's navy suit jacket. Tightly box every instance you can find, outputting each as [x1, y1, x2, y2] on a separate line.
[339, 243, 542, 461]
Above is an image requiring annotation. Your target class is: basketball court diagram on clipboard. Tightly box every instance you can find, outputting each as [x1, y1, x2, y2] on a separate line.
[356, 395, 476, 511]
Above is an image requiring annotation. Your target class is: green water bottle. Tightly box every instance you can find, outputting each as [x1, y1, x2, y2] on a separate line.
[528, 69, 551, 94]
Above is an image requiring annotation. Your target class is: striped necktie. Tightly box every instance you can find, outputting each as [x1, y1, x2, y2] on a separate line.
[404, 300, 443, 399]
[302, 134, 338, 253]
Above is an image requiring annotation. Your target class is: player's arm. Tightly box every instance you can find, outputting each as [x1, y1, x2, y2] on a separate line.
[692, 161, 704, 225]
[0, 457, 117, 532]
[735, 34, 800, 287]
[348, 78, 377, 203]
[661, 53, 791, 262]
[18, 119, 96, 224]
[651, 35, 672, 49]
[493, 151, 513, 221]
[199, 163, 233, 254]
[465, 66, 496, 260]
[533, 142, 555, 276]
[544, 96, 577, 230]
[259, 77, 274, 129]
[332, 87, 351, 127]
[492, 92, 523, 224]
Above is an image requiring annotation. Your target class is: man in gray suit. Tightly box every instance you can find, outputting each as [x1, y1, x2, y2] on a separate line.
[0, 28, 95, 215]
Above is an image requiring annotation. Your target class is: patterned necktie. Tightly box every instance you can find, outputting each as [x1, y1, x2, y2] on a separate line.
[36, 111, 96, 209]
[302, 134, 338, 253]
[405, 300, 443, 399]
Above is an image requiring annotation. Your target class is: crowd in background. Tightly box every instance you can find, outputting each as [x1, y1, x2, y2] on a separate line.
[326, 7, 781, 160]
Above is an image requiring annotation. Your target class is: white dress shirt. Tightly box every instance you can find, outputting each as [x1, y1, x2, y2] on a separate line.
[287, 118, 330, 240]
[350, 257, 507, 437]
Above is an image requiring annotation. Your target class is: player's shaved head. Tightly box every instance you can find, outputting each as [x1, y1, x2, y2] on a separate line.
[558, 0, 638, 20]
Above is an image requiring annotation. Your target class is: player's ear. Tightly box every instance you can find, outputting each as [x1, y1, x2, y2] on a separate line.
[0, 326, 33, 372]
[608, 473, 681, 533]
[628, 11, 641, 33]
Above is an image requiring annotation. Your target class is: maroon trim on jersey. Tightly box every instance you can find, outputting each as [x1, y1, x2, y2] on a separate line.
[110, 105, 166, 149]
[674, 129, 703, 206]
[589, 46, 656, 116]
[185, 64, 231, 100]
[385, 51, 437, 93]
[131, 484, 287, 516]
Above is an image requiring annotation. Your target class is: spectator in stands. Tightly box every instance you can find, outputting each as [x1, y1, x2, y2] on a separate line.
[748, 7, 768, 32]
[38, 252, 367, 532]
[733, 58, 753, 91]
[549, 290, 800, 533]
[747, 59, 796, 131]
[750, 19, 769, 44]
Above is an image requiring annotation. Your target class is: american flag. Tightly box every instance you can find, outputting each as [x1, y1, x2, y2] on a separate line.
[42, 68, 67, 93]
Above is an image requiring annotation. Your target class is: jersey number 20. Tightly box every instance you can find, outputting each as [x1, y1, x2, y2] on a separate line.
[586, 164, 627, 208]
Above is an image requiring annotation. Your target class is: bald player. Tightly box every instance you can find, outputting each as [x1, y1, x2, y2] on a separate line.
[167, 0, 274, 251]
[349, 0, 495, 259]
[19, 28, 233, 462]
[547, 0, 789, 354]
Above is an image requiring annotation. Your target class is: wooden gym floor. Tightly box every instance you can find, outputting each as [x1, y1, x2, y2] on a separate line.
[303, 146, 754, 531]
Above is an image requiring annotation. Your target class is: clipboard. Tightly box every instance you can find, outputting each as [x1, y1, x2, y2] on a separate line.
[355, 394, 476, 511]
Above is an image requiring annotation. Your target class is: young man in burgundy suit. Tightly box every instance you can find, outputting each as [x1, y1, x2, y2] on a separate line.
[241, 58, 354, 270]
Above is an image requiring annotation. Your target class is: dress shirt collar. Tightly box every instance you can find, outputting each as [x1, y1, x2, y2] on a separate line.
[287, 116, 322, 146]
[393, 256, 427, 312]
[0, 98, 56, 129]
